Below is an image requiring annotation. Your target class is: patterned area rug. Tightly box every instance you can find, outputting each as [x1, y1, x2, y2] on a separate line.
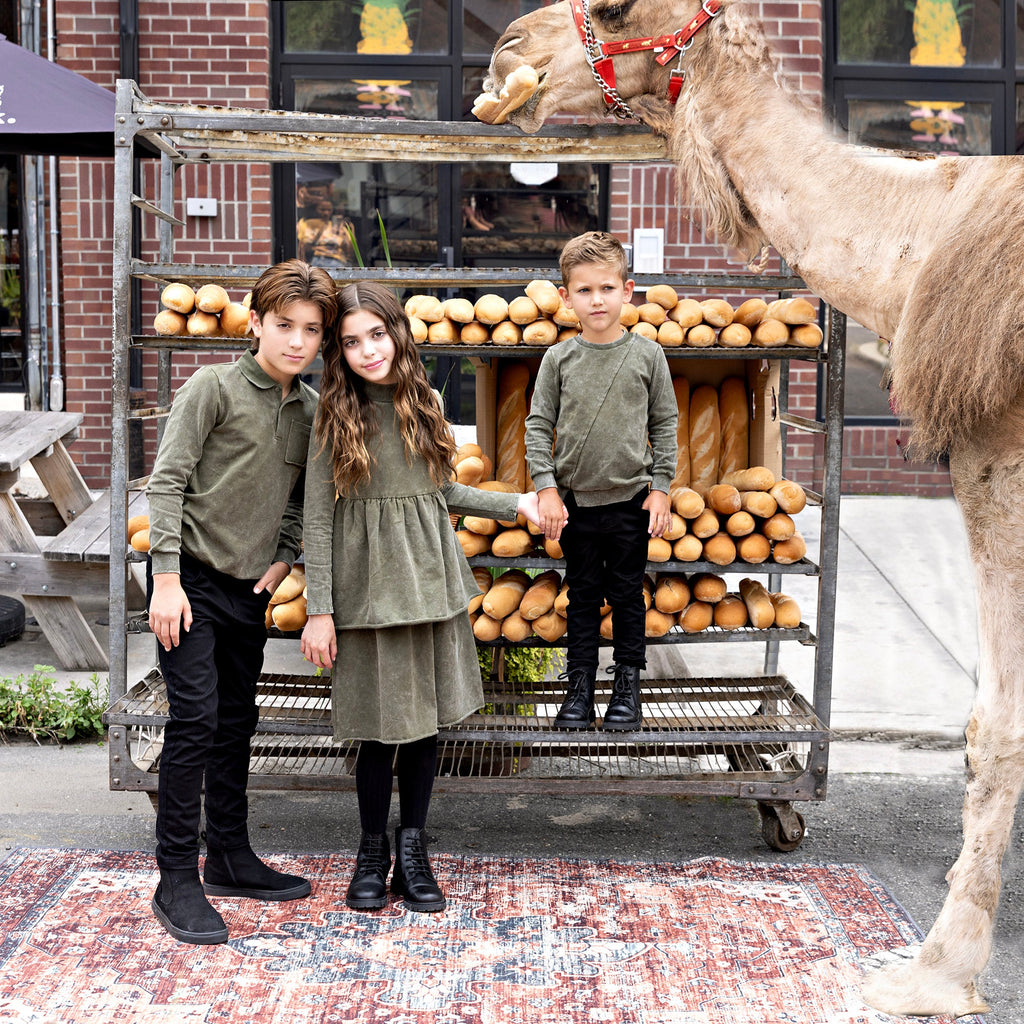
[0, 848, 984, 1024]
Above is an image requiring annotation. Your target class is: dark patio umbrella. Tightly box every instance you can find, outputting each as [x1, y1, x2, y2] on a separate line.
[0, 33, 114, 157]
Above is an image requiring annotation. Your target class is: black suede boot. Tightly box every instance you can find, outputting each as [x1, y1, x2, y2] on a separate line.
[203, 845, 311, 901]
[602, 664, 642, 730]
[552, 668, 596, 729]
[152, 867, 229, 945]
[346, 832, 392, 911]
[391, 827, 445, 913]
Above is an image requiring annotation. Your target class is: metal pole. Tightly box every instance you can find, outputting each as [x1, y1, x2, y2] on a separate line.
[45, 0, 62, 410]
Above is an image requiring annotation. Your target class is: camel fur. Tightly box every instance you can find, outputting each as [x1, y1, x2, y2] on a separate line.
[477, 0, 1024, 1016]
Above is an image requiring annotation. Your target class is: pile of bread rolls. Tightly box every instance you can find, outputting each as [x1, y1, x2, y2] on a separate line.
[406, 283, 822, 350]
[128, 514, 150, 553]
[266, 565, 308, 632]
[470, 566, 802, 641]
[154, 282, 253, 339]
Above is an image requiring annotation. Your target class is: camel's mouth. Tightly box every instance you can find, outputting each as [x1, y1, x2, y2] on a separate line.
[472, 64, 542, 126]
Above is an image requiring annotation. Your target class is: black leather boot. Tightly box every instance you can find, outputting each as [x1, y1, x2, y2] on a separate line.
[152, 867, 229, 945]
[391, 827, 446, 913]
[552, 668, 596, 729]
[602, 664, 642, 730]
[203, 844, 311, 901]
[346, 832, 392, 911]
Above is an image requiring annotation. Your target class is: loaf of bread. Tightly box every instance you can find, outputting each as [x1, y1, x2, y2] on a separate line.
[707, 483, 741, 515]
[672, 534, 704, 561]
[736, 532, 771, 563]
[718, 376, 749, 480]
[654, 574, 690, 613]
[764, 296, 816, 324]
[752, 319, 790, 347]
[456, 456, 487, 486]
[410, 316, 429, 343]
[740, 490, 777, 518]
[663, 512, 687, 541]
[553, 304, 580, 328]
[501, 609, 534, 641]
[633, 321, 658, 340]
[619, 302, 640, 327]
[720, 466, 775, 491]
[427, 318, 458, 344]
[725, 510, 755, 537]
[473, 613, 503, 642]
[462, 514, 498, 535]
[700, 298, 734, 327]
[769, 592, 802, 628]
[532, 609, 567, 641]
[669, 298, 703, 328]
[718, 323, 751, 348]
[406, 295, 444, 322]
[519, 569, 562, 620]
[195, 284, 230, 314]
[679, 601, 713, 633]
[468, 566, 493, 614]
[685, 324, 716, 348]
[671, 376, 690, 489]
[645, 607, 676, 637]
[456, 529, 492, 557]
[789, 323, 824, 348]
[703, 532, 737, 566]
[688, 384, 720, 495]
[187, 310, 221, 337]
[543, 537, 564, 559]
[690, 508, 720, 539]
[482, 568, 531, 619]
[130, 528, 151, 552]
[772, 531, 807, 564]
[475, 479, 516, 493]
[491, 321, 523, 346]
[637, 302, 667, 327]
[739, 577, 775, 628]
[272, 594, 307, 631]
[154, 309, 187, 336]
[522, 319, 558, 345]
[127, 514, 149, 539]
[657, 321, 685, 347]
[270, 569, 306, 605]
[458, 442, 483, 460]
[525, 279, 561, 315]
[219, 302, 252, 338]
[769, 479, 807, 514]
[642, 575, 654, 610]
[495, 362, 530, 491]
[647, 537, 672, 562]
[762, 512, 796, 541]
[554, 581, 570, 616]
[646, 284, 679, 309]
[444, 297, 476, 323]
[690, 573, 727, 603]
[508, 295, 541, 324]
[733, 297, 768, 328]
[491, 528, 535, 558]
[161, 282, 196, 314]
[475, 294, 509, 325]
[670, 486, 704, 518]
[714, 594, 748, 629]
[599, 611, 614, 639]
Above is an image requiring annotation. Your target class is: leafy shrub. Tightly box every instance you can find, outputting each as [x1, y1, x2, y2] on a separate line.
[0, 665, 106, 743]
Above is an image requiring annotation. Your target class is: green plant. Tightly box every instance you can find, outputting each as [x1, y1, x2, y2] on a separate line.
[477, 644, 558, 686]
[0, 235, 19, 323]
[0, 665, 106, 743]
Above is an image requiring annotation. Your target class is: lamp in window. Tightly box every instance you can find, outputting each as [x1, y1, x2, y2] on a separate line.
[509, 163, 558, 186]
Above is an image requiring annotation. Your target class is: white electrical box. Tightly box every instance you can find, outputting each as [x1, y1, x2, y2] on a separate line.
[186, 197, 218, 217]
[632, 228, 664, 273]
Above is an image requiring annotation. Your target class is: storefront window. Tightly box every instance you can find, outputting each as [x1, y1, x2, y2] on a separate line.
[462, 0, 555, 56]
[837, 0, 1002, 67]
[283, 0, 448, 56]
[0, 156, 22, 389]
[847, 96, 993, 154]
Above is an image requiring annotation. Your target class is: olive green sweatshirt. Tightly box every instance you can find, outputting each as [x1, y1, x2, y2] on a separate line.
[147, 350, 317, 579]
[525, 331, 677, 506]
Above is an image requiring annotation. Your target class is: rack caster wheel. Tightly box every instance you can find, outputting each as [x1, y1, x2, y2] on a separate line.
[758, 802, 805, 852]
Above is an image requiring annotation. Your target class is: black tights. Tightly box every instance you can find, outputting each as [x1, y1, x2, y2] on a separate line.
[355, 734, 438, 834]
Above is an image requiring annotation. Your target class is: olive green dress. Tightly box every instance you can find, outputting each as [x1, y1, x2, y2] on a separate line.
[303, 381, 520, 743]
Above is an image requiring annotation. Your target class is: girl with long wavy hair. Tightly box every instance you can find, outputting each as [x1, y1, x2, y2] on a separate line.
[301, 282, 547, 913]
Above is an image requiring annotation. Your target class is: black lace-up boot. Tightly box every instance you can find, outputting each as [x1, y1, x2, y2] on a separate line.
[346, 832, 392, 910]
[552, 668, 596, 729]
[601, 663, 642, 730]
[391, 827, 446, 913]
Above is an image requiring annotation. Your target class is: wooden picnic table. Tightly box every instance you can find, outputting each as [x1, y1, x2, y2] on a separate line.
[0, 410, 119, 670]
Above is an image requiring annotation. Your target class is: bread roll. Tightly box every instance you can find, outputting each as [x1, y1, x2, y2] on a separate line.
[657, 321, 685, 347]
[685, 324, 716, 348]
[718, 376, 749, 480]
[543, 537, 564, 559]
[690, 508, 720, 539]
[763, 512, 796, 541]
[508, 295, 541, 324]
[663, 512, 687, 541]
[671, 376, 690, 489]
[645, 607, 676, 637]
[679, 601, 713, 633]
[554, 581, 570, 616]
[187, 310, 221, 336]
[457, 529, 492, 557]
[552, 304, 580, 328]
[475, 294, 509, 325]
[654, 574, 690, 614]
[522, 319, 559, 345]
[406, 295, 444, 322]
[520, 569, 561, 620]
[646, 284, 679, 309]
[153, 309, 187, 336]
[473, 613, 503, 642]
[468, 566, 493, 614]
[707, 483, 741, 515]
[688, 384, 720, 496]
[672, 535, 704, 561]
[720, 466, 775, 491]
[458, 442, 483, 460]
[525, 279, 561, 315]
[270, 570, 306, 605]
[700, 298, 734, 327]
[410, 316, 429, 343]
[482, 568, 531, 618]
[533, 610, 567, 641]
[752, 318, 790, 347]
[557, 327, 579, 342]
[495, 362, 530, 491]
[790, 322, 824, 348]
[636, 302, 667, 327]
[161, 282, 195, 313]
[491, 321, 523, 346]
[718, 323, 751, 348]
[130, 528, 151, 552]
[220, 302, 252, 338]
[127, 514, 149, 539]
[272, 594, 307, 631]
[714, 594, 748, 629]
[733, 297, 768, 328]
[669, 486, 704, 519]
[456, 321, 487, 345]
[668, 298, 703, 328]
[772, 531, 807, 565]
[427, 318, 458, 344]
[195, 284, 229, 314]
[632, 321, 658, 340]
[463, 515, 499, 535]
[501, 609, 534, 641]
[739, 577, 775, 628]
[764, 296, 816, 324]
[736, 532, 771, 563]
[740, 490, 778, 518]
[444, 297, 476, 323]
[690, 573, 727, 604]
[769, 479, 807, 514]
[725, 510, 755, 537]
[702, 532, 737, 566]
[456, 456, 486, 486]
[491, 528, 535, 558]
[647, 536, 672, 562]
[770, 592, 802, 629]
[619, 302, 640, 327]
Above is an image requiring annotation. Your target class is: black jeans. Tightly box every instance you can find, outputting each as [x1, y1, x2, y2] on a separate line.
[559, 489, 649, 676]
[147, 553, 269, 870]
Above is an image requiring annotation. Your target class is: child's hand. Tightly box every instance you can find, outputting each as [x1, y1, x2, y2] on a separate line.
[643, 489, 672, 537]
[254, 560, 291, 597]
[149, 572, 192, 651]
[301, 613, 337, 670]
[536, 487, 569, 542]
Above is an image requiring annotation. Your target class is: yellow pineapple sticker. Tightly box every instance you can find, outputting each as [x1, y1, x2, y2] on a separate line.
[910, 0, 966, 67]
[357, 0, 413, 55]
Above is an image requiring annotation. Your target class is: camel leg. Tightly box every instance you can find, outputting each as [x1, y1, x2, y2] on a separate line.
[862, 433, 1024, 1018]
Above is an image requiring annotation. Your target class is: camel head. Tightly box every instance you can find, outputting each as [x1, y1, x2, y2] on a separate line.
[473, 0, 726, 134]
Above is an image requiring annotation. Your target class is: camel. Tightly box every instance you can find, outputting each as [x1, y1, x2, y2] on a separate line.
[474, 1, 1024, 1018]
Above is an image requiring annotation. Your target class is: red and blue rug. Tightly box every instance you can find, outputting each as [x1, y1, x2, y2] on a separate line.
[0, 848, 983, 1024]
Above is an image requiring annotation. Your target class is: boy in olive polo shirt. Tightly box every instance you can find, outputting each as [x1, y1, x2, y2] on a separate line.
[526, 232, 677, 731]
[146, 259, 337, 945]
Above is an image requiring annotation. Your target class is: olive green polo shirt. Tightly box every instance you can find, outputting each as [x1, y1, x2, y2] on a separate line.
[147, 350, 317, 579]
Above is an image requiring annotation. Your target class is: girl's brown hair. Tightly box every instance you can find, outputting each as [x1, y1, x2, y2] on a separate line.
[248, 258, 338, 350]
[316, 281, 457, 493]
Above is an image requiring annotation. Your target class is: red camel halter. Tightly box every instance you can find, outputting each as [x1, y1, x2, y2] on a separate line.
[571, 0, 721, 119]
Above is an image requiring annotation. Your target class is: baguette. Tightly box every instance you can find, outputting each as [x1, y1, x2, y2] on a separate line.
[462, 514, 499, 535]
[272, 594, 308, 631]
[495, 362, 530, 490]
[457, 529, 492, 557]
[473, 613, 503, 642]
[632, 321, 658, 340]
[220, 302, 252, 338]
[700, 298, 734, 327]
[764, 296, 816, 324]
[733, 297, 768, 328]
[475, 294, 509, 325]
[491, 528, 535, 558]
[409, 316, 429, 343]
[532, 609, 567, 641]
[657, 320, 685, 347]
[482, 568, 531, 619]
[685, 323, 716, 348]
[153, 309, 187, 336]
[160, 282, 196, 314]
[490, 321, 523, 346]
[619, 302, 640, 327]
[427, 318, 458, 344]
[636, 302, 667, 327]
[714, 594, 748, 629]
[600, 610, 615, 639]
[790, 322, 824, 348]
[769, 592, 802, 628]
[718, 322, 751, 348]
[443, 297, 476, 323]
[654, 574, 690, 613]
[519, 569, 562, 620]
[187, 310, 221, 337]
[718, 376, 749, 480]
[522, 319, 559, 345]
[679, 601, 713, 633]
[456, 456, 486, 486]
[553, 581, 570, 616]
[663, 512, 687, 541]
[645, 607, 677, 637]
[502, 610, 534, 641]
[720, 466, 775, 491]
[468, 566, 493, 615]
[508, 295, 540, 324]
[406, 295, 444, 322]
[688, 383, 720, 495]
[752, 318, 790, 347]
[671, 376, 690, 489]
[460, 320, 490, 344]
[739, 577, 775, 628]
[270, 570, 305, 605]
[543, 537, 564, 559]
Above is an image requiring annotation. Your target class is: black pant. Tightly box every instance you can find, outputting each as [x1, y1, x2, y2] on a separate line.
[559, 489, 649, 676]
[147, 554, 269, 870]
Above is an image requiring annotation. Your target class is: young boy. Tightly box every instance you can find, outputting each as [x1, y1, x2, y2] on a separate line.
[525, 232, 677, 731]
[145, 259, 337, 944]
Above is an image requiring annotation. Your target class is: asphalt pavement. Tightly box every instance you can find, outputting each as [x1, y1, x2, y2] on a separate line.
[2, 494, 1022, 1021]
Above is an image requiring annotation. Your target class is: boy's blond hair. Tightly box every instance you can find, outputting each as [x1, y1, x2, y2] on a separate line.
[559, 231, 629, 287]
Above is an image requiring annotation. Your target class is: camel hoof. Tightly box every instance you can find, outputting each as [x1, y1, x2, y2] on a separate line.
[860, 959, 990, 1018]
